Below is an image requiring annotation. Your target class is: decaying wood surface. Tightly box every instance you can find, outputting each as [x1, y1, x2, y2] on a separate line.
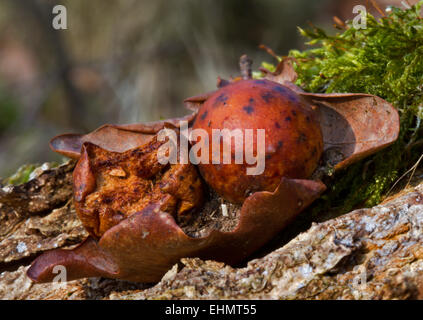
[1, 161, 423, 299]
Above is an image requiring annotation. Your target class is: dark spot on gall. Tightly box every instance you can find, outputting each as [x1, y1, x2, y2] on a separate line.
[200, 111, 208, 120]
[262, 92, 274, 103]
[275, 122, 281, 129]
[243, 105, 254, 115]
[277, 141, 283, 149]
[285, 116, 292, 122]
[214, 93, 229, 107]
[292, 110, 297, 116]
[273, 86, 287, 94]
[286, 92, 298, 103]
[266, 154, 272, 160]
[297, 133, 307, 143]
[255, 80, 267, 85]
[249, 98, 255, 104]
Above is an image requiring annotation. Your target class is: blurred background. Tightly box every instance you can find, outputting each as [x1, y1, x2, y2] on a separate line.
[0, 0, 418, 178]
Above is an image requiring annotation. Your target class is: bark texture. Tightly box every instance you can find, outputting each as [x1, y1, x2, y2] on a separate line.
[1, 162, 423, 299]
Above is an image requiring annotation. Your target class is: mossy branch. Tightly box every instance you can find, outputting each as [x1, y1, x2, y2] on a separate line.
[261, 1, 423, 215]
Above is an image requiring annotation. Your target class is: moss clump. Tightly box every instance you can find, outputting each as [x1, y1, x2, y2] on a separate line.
[4, 164, 40, 186]
[3, 162, 61, 186]
[261, 2, 423, 216]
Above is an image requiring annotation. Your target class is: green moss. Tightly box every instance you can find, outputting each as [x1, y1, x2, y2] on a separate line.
[4, 164, 40, 186]
[4, 162, 61, 186]
[261, 2, 423, 216]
